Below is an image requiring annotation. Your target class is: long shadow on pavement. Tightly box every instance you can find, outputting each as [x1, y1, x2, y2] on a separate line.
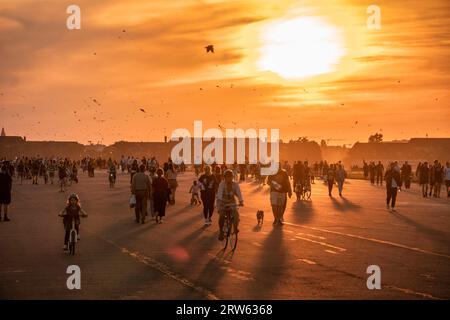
[330, 196, 362, 212]
[246, 226, 286, 299]
[390, 210, 450, 245]
[289, 200, 315, 224]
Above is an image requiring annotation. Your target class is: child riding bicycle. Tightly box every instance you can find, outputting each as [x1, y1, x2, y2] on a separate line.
[189, 180, 201, 205]
[58, 193, 87, 251]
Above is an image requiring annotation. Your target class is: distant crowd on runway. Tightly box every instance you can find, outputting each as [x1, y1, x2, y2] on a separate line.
[0, 155, 449, 248]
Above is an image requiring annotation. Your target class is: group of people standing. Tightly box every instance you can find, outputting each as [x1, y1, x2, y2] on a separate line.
[363, 160, 450, 211]
[363, 161, 385, 186]
[416, 161, 450, 198]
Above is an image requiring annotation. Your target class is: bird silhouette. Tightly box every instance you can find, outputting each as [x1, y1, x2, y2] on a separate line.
[139, 108, 146, 113]
[205, 45, 214, 53]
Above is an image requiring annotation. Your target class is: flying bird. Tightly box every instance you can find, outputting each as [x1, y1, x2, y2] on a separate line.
[205, 45, 214, 53]
[139, 108, 146, 113]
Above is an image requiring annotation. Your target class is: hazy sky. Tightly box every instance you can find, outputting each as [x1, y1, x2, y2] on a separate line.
[0, 0, 449, 145]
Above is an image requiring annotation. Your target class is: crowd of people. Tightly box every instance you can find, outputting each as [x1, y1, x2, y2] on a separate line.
[0, 155, 449, 250]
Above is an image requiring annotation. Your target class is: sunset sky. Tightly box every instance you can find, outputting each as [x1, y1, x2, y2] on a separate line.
[0, 0, 449, 145]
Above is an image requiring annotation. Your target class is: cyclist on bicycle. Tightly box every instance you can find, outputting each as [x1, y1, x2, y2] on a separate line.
[108, 162, 117, 182]
[303, 161, 312, 190]
[58, 193, 87, 251]
[217, 169, 243, 241]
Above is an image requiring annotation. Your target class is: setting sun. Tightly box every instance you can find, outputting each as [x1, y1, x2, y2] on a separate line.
[258, 16, 346, 80]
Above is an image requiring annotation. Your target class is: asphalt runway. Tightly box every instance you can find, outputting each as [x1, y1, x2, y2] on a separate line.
[1, 171, 449, 299]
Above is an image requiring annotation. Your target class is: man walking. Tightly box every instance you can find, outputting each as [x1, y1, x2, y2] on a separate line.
[385, 162, 402, 211]
[419, 162, 430, 197]
[401, 161, 412, 189]
[131, 164, 152, 224]
[335, 164, 347, 197]
[376, 161, 384, 186]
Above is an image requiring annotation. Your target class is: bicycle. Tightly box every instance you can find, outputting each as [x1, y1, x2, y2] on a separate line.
[109, 172, 116, 188]
[221, 203, 239, 251]
[65, 213, 87, 255]
[301, 179, 312, 200]
[68, 219, 78, 255]
[295, 179, 311, 200]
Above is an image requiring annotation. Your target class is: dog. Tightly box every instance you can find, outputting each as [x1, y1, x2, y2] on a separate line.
[256, 210, 264, 225]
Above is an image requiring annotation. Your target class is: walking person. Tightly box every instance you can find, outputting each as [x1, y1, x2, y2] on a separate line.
[429, 161, 437, 197]
[401, 161, 412, 189]
[17, 160, 25, 185]
[199, 165, 218, 226]
[58, 162, 67, 192]
[31, 158, 40, 185]
[434, 162, 444, 198]
[129, 159, 139, 183]
[363, 161, 369, 180]
[152, 168, 169, 224]
[0, 164, 12, 222]
[419, 162, 430, 197]
[165, 163, 178, 205]
[48, 160, 55, 185]
[335, 164, 347, 197]
[369, 162, 376, 184]
[326, 164, 336, 196]
[131, 164, 151, 224]
[445, 162, 450, 198]
[267, 165, 292, 225]
[376, 161, 384, 186]
[385, 162, 402, 211]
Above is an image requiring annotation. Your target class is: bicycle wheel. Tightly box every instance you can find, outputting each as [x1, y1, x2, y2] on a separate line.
[222, 214, 230, 251]
[229, 217, 238, 251]
[69, 242, 75, 255]
[223, 219, 229, 250]
[69, 230, 77, 255]
[305, 189, 311, 200]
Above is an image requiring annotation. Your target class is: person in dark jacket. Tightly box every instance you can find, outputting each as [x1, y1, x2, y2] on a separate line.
[419, 162, 430, 197]
[363, 161, 369, 180]
[385, 162, 402, 211]
[401, 161, 412, 189]
[326, 164, 336, 196]
[131, 164, 152, 224]
[369, 162, 376, 184]
[0, 165, 12, 221]
[198, 166, 218, 226]
[376, 161, 384, 186]
[152, 168, 169, 224]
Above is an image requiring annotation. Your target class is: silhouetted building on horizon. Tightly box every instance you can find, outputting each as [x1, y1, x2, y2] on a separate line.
[1, 134, 448, 166]
[346, 138, 450, 166]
